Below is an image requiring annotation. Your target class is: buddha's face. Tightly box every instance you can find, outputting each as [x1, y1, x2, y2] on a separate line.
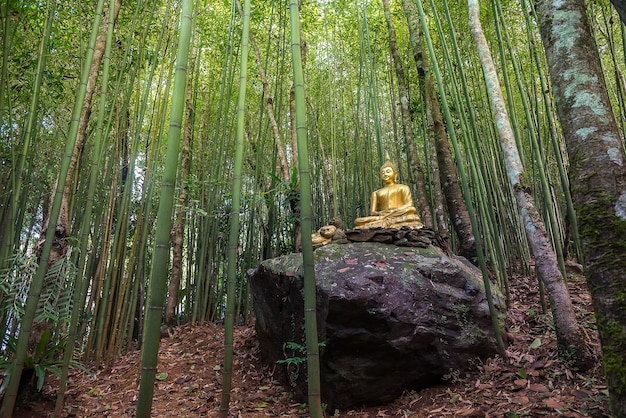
[380, 166, 396, 183]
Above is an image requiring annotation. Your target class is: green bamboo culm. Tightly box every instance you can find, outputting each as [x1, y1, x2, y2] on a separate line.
[436, 0, 512, 292]
[0, 1, 106, 416]
[413, 0, 507, 359]
[219, 0, 251, 415]
[361, 0, 383, 166]
[288, 0, 322, 415]
[0, 0, 12, 120]
[135, 0, 193, 416]
[1, 0, 55, 268]
[491, 0, 566, 278]
[54, 0, 118, 412]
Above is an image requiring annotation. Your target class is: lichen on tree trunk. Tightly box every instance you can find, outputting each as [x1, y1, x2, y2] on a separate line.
[536, 0, 626, 415]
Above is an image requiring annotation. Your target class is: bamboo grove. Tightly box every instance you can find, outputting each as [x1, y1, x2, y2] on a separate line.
[1, 0, 625, 416]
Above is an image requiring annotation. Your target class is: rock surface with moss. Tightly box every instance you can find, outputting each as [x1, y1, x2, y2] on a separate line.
[249, 242, 506, 409]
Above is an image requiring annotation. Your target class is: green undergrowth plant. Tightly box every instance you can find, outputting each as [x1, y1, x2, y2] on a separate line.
[278, 341, 307, 387]
[1, 253, 84, 393]
[277, 341, 308, 366]
[0, 329, 90, 393]
[277, 341, 325, 387]
[1, 253, 76, 331]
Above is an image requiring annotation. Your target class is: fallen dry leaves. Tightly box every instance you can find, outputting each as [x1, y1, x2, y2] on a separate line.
[14, 273, 611, 417]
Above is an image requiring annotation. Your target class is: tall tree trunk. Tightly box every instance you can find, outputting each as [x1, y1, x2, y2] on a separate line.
[381, 0, 432, 227]
[288, 32, 307, 252]
[43, 0, 122, 267]
[536, 0, 626, 414]
[166, 56, 194, 327]
[249, 28, 290, 183]
[401, 0, 475, 258]
[0, 1, 112, 414]
[468, 0, 594, 370]
[426, 128, 448, 239]
[307, 98, 336, 221]
[56, 0, 121, 404]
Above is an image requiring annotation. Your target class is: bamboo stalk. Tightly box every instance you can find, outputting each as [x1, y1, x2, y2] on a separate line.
[136, 0, 193, 414]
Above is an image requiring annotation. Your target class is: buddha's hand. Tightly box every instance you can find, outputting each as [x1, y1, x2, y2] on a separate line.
[378, 210, 394, 218]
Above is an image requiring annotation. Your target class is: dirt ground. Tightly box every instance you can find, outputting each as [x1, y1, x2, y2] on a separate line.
[12, 273, 611, 417]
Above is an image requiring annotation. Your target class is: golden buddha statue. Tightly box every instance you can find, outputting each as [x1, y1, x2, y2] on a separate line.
[354, 154, 423, 230]
[311, 224, 337, 247]
[311, 218, 348, 248]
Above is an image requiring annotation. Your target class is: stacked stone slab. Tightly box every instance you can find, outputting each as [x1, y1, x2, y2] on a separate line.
[344, 226, 435, 247]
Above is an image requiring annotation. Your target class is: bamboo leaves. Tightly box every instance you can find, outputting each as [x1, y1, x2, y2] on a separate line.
[0, 1, 107, 414]
[468, 0, 593, 370]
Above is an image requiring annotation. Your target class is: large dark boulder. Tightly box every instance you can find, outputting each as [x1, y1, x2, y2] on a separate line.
[249, 242, 505, 409]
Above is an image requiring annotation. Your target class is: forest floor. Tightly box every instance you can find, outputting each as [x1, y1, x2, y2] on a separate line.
[14, 272, 611, 417]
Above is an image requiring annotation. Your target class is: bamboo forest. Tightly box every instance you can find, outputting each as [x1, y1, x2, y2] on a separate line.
[1, 0, 626, 416]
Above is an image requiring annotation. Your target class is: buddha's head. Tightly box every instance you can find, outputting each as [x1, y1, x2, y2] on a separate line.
[319, 225, 337, 238]
[380, 154, 398, 183]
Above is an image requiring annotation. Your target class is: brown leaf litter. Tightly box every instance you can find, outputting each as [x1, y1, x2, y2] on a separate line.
[12, 273, 611, 417]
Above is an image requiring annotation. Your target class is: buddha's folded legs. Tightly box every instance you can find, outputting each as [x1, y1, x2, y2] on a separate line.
[354, 214, 423, 230]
